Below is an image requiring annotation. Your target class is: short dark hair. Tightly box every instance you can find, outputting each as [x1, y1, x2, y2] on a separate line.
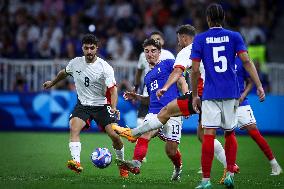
[142, 38, 162, 50]
[176, 24, 196, 36]
[150, 30, 164, 39]
[82, 34, 99, 45]
[206, 3, 225, 26]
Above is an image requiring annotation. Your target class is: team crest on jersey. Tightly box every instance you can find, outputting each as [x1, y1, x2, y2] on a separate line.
[158, 67, 161, 73]
[76, 70, 82, 75]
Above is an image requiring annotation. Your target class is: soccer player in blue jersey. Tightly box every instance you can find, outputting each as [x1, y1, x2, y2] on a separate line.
[234, 57, 282, 176]
[190, 3, 265, 189]
[114, 38, 187, 180]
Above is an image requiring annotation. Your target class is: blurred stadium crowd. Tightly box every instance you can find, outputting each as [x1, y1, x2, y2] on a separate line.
[0, 0, 281, 61]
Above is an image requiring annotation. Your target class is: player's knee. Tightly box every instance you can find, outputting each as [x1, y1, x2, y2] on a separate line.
[244, 124, 257, 131]
[69, 123, 81, 134]
[140, 132, 153, 140]
[158, 107, 169, 124]
[166, 147, 177, 157]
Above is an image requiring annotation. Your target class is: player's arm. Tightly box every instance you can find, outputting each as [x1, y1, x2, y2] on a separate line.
[239, 52, 265, 101]
[109, 85, 118, 110]
[240, 77, 253, 104]
[108, 85, 120, 119]
[190, 60, 201, 113]
[43, 69, 68, 89]
[123, 91, 150, 105]
[191, 61, 200, 97]
[177, 76, 189, 94]
[156, 67, 184, 99]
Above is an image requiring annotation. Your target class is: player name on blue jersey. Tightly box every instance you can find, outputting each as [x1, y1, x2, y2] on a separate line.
[191, 28, 247, 100]
[206, 36, 229, 44]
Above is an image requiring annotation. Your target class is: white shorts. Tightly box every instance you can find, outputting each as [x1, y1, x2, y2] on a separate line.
[237, 105, 256, 129]
[201, 99, 239, 131]
[143, 113, 183, 143]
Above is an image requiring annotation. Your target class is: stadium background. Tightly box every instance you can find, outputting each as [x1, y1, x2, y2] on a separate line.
[0, 0, 284, 133]
[0, 1, 284, 189]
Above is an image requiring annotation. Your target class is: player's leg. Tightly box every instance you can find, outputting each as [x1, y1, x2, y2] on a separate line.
[116, 114, 159, 175]
[196, 100, 220, 188]
[67, 103, 89, 173]
[115, 131, 157, 175]
[222, 99, 239, 188]
[96, 105, 128, 178]
[197, 122, 228, 178]
[246, 124, 282, 175]
[165, 141, 182, 181]
[125, 130, 157, 175]
[159, 116, 183, 181]
[237, 105, 282, 175]
[112, 93, 191, 140]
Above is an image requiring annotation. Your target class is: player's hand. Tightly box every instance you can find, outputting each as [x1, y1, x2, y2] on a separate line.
[123, 91, 136, 101]
[43, 81, 53, 89]
[192, 96, 201, 113]
[111, 108, 120, 120]
[257, 86, 265, 102]
[239, 94, 245, 105]
[156, 88, 167, 100]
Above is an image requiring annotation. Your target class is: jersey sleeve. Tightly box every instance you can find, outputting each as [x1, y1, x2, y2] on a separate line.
[137, 52, 146, 70]
[65, 58, 75, 76]
[234, 32, 247, 55]
[104, 65, 117, 88]
[190, 37, 202, 62]
[174, 48, 192, 70]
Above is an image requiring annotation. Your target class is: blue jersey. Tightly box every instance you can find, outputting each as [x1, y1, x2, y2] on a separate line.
[235, 57, 249, 106]
[144, 59, 179, 114]
[190, 27, 247, 100]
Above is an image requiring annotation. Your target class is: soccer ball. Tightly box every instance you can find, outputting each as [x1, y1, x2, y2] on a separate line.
[91, 147, 112, 169]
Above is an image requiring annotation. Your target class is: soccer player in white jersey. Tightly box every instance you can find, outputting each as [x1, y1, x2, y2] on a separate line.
[43, 34, 128, 178]
[134, 31, 175, 127]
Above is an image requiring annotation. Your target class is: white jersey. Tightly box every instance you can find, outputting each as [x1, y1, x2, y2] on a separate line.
[137, 49, 175, 74]
[173, 44, 205, 96]
[65, 56, 116, 106]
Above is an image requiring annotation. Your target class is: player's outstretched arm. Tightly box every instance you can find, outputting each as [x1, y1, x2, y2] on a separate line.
[177, 76, 189, 94]
[239, 52, 265, 102]
[43, 69, 68, 89]
[123, 91, 149, 105]
[156, 67, 184, 99]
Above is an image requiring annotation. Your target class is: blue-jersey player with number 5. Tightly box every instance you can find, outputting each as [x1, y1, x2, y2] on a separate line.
[190, 3, 265, 189]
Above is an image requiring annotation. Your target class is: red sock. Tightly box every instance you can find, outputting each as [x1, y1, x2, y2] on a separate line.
[225, 131, 238, 173]
[169, 150, 182, 168]
[202, 134, 215, 178]
[248, 128, 274, 160]
[133, 138, 149, 162]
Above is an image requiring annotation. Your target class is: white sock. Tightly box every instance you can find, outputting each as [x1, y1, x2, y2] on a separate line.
[270, 158, 278, 166]
[132, 115, 163, 136]
[69, 142, 81, 163]
[114, 146, 124, 160]
[214, 139, 227, 168]
[202, 178, 210, 182]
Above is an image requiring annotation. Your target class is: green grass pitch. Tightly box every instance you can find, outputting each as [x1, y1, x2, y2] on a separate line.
[0, 132, 283, 189]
